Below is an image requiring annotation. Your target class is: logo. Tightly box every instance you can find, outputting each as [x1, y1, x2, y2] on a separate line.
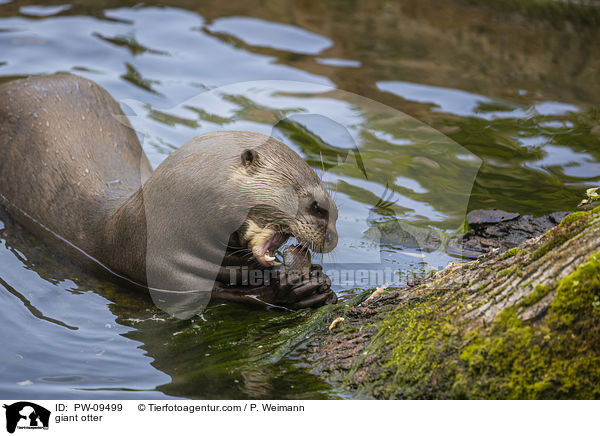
[3, 402, 50, 434]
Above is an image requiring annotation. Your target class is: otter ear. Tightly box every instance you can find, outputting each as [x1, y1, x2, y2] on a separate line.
[241, 149, 258, 167]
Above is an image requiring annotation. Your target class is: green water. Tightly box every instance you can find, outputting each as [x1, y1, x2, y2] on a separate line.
[0, 0, 598, 399]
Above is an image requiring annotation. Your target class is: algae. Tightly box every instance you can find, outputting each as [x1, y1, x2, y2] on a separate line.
[501, 247, 522, 259]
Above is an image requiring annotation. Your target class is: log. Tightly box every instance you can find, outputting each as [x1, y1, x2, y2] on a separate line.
[308, 207, 600, 399]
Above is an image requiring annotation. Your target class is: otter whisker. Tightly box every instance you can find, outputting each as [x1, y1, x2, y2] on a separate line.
[228, 248, 253, 256]
[320, 151, 326, 184]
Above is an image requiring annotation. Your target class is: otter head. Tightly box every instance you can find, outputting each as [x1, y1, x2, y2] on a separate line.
[233, 137, 338, 267]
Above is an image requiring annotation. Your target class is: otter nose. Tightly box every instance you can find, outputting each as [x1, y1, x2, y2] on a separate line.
[323, 228, 338, 253]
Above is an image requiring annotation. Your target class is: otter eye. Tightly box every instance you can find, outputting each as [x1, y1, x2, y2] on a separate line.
[310, 200, 328, 219]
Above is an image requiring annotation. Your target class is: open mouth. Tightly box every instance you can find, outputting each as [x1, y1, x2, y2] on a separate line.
[256, 231, 291, 267]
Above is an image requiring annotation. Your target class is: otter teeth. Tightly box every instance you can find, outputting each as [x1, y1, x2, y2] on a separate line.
[264, 253, 276, 262]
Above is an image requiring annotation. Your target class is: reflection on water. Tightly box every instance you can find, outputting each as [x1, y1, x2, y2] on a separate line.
[0, 212, 172, 399]
[207, 16, 333, 55]
[0, 0, 599, 399]
[378, 81, 580, 120]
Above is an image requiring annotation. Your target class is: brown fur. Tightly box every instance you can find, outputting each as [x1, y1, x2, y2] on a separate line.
[0, 74, 150, 277]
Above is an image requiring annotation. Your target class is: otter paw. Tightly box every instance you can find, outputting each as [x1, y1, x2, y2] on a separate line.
[290, 289, 338, 309]
[275, 268, 337, 309]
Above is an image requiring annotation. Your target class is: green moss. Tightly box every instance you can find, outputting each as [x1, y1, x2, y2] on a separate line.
[357, 301, 460, 399]
[520, 284, 552, 307]
[531, 213, 589, 261]
[560, 211, 589, 227]
[457, 308, 552, 398]
[455, 293, 600, 399]
[550, 252, 600, 328]
[496, 265, 519, 279]
[502, 247, 522, 259]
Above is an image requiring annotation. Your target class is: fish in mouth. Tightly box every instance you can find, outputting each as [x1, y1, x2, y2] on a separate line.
[242, 221, 302, 267]
[244, 222, 292, 268]
[255, 230, 291, 266]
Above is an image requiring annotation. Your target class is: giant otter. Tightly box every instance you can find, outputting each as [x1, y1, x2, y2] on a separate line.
[0, 73, 338, 317]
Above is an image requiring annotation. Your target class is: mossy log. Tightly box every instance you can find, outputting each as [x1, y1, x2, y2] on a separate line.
[309, 206, 600, 399]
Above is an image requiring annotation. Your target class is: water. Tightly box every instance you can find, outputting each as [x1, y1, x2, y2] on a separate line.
[0, 0, 598, 399]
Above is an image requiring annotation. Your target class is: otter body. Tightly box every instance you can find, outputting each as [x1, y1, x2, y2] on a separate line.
[0, 74, 151, 263]
[0, 74, 338, 317]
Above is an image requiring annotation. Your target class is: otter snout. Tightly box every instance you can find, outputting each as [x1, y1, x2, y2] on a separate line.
[322, 225, 338, 253]
[307, 191, 338, 254]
